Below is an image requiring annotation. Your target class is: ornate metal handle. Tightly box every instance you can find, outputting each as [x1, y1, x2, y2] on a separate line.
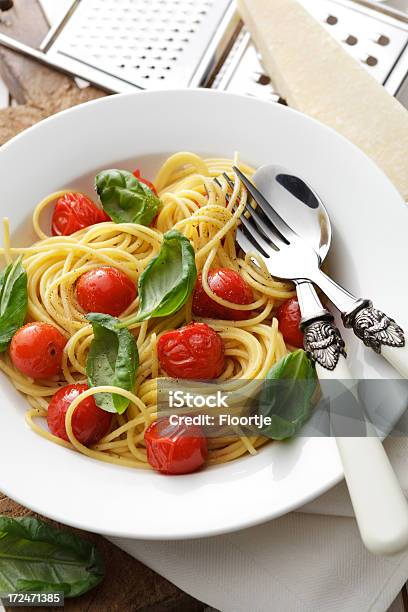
[296, 280, 347, 371]
[343, 301, 405, 354]
[303, 316, 347, 371]
[309, 270, 406, 358]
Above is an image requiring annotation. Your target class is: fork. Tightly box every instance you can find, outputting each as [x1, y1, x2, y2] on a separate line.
[215, 170, 408, 555]
[217, 173, 348, 376]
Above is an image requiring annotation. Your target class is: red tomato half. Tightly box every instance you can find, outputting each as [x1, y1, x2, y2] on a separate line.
[144, 418, 208, 475]
[47, 384, 112, 446]
[76, 267, 136, 317]
[158, 322, 225, 379]
[192, 268, 254, 320]
[51, 193, 110, 236]
[133, 168, 158, 196]
[10, 322, 67, 379]
[276, 297, 304, 348]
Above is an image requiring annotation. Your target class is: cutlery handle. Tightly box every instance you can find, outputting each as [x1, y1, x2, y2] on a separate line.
[343, 301, 407, 378]
[297, 280, 347, 372]
[312, 270, 406, 377]
[381, 345, 408, 379]
[309, 269, 360, 314]
[316, 356, 408, 556]
[335, 434, 408, 555]
[298, 282, 408, 555]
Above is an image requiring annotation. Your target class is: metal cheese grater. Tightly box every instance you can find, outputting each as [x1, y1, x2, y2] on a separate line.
[0, 0, 408, 107]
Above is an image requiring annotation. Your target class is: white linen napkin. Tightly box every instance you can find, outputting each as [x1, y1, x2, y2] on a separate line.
[107, 438, 408, 612]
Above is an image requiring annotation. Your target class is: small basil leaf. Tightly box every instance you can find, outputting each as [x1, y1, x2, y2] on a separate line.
[124, 229, 197, 324]
[95, 169, 161, 226]
[86, 313, 138, 414]
[0, 516, 104, 597]
[0, 257, 28, 352]
[258, 349, 317, 440]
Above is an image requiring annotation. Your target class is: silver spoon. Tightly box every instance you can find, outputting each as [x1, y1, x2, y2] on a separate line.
[232, 165, 408, 555]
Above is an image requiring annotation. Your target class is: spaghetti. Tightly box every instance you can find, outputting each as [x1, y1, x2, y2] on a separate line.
[0, 153, 295, 470]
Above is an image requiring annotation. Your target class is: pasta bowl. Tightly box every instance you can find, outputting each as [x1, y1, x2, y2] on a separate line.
[0, 89, 407, 539]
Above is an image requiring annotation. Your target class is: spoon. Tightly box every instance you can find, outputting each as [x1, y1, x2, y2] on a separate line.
[235, 165, 408, 555]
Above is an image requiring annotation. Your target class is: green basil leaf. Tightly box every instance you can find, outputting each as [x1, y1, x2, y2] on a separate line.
[124, 229, 197, 324]
[258, 349, 317, 440]
[0, 516, 104, 597]
[0, 257, 27, 352]
[95, 169, 161, 226]
[86, 313, 139, 414]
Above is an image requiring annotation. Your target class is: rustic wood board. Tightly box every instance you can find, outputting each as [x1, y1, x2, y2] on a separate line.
[0, 0, 104, 143]
[0, 493, 206, 612]
[0, 2, 205, 611]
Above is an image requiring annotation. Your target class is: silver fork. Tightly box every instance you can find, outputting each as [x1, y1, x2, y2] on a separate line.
[213, 170, 408, 556]
[216, 172, 347, 374]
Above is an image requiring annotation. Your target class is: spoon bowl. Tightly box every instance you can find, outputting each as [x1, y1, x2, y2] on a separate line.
[253, 165, 332, 262]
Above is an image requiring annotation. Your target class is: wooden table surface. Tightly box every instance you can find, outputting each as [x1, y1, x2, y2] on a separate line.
[0, 2, 207, 610]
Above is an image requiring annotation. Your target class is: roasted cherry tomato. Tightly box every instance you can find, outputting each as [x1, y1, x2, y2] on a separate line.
[276, 297, 304, 348]
[47, 383, 112, 446]
[133, 168, 158, 196]
[51, 192, 110, 236]
[192, 268, 254, 320]
[158, 322, 224, 379]
[76, 266, 136, 317]
[10, 322, 67, 379]
[144, 418, 208, 475]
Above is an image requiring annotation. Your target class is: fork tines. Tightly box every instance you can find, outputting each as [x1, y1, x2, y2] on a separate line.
[232, 166, 295, 244]
[213, 170, 290, 255]
[213, 174, 268, 256]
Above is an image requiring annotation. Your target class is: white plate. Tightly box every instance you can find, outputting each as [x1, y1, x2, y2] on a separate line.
[0, 90, 407, 539]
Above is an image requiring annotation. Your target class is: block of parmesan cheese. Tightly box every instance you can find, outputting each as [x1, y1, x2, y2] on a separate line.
[237, 0, 408, 200]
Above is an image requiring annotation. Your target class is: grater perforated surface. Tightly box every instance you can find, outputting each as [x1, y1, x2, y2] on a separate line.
[213, 0, 408, 102]
[48, 0, 232, 89]
[305, 0, 408, 84]
[5, 0, 406, 103]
